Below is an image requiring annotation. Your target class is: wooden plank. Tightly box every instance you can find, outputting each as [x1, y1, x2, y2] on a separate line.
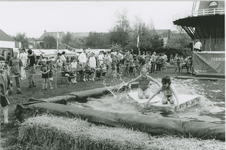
[151, 95, 200, 110]
[128, 92, 200, 111]
[127, 92, 161, 104]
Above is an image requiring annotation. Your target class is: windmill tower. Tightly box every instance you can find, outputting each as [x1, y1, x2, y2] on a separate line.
[173, 1, 225, 51]
[173, 1, 225, 76]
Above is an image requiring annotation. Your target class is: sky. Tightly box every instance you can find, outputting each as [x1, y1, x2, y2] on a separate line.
[0, 1, 193, 38]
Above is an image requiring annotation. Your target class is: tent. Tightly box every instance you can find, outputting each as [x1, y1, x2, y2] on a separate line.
[193, 51, 225, 77]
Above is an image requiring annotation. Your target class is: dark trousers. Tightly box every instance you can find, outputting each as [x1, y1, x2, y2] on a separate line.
[151, 62, 156, 73]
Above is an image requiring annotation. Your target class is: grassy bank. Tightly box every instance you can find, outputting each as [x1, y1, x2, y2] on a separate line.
[18, 115, 225, 150]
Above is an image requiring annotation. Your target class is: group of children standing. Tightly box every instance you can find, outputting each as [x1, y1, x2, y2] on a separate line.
[172, 54, 192, 73]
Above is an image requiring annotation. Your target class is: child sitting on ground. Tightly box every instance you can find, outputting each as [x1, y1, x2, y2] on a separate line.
[61, 62, 76, 84]
[77, 62, 84, 82]
[146, 76, 179, 109]
[125, 68, 161, 99]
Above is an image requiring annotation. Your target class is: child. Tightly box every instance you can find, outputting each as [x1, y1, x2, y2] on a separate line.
[146, 76, 179, 109]
[125, 68, 161, 99]
[88, 52, 96, 81]
[0, 55, 11, 124]
[61, 62, 75, 84]
[70, 58, 78, 83]
[84, 62, 92, 81]
[47, 60, 55, 89]
[101, 63, 107, 82]
[95, 63, 101, 80]
[111, 55, 118, 80]
[40, 59, 49, 90]
[77, 62, 85, 82]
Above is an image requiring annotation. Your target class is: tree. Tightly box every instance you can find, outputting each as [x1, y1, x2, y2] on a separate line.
[62, 32, 73, 45]
[13, 33, 29, 49]
[165, 27, 191, 50]
[43, 36, 57, 49]
[86, 32, 110, 49]
[109, 9, 131, 48]
[131, 16, 163, 52]
[110, 43, 122, 52]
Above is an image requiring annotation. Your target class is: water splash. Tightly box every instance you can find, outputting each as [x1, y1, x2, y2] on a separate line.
[102, 82, 121, 100]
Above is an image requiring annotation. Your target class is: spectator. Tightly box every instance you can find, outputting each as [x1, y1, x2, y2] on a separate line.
[19, 48, 28, 80]
[116, 51, 123, 73]
[40, 59, 49, 90]
[97, 51, 104, 66]
[169, 54, 174, 65]
[27, 49, 37, 88]
[70, 57, 78, 83]
[56, 53, 63, 67]
[0, 55, 11, 124]
[78, 49, 87, 67]
[47, 60, 55, 89]
[156, 53, 162, 71]
[60, 51, 67, 64]
[194, 39, 202, 52]
[9, 49, 23, 94]
[150, 52, 156, 73]
[88, 52, 96, 81]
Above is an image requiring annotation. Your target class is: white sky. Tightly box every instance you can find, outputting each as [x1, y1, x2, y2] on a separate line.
[0, 1, 193, 38]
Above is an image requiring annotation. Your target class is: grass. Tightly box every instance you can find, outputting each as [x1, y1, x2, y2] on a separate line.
[17, 115, 225, 150]
[0, 67, 225, 150]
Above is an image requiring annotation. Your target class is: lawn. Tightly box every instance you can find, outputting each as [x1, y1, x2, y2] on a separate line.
[0, 67, 225, 150]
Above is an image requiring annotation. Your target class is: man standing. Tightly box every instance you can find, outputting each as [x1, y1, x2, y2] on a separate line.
[0, 55, 11, 124]
[78, 49, 87, 81]
[19, 48, 28, 80]
[78, 49, 87, 66]
[27, 49, 37, 88]
[194, 40, 202, 52]
[150, 52, 157, 73]
[9, 49, 23, 94]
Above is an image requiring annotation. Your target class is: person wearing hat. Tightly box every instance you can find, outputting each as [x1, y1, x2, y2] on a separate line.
[0, 55, 11, 124]
[8, 49, 23, 94]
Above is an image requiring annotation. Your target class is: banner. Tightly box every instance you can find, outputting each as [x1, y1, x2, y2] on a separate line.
[193, 51, 225, 74]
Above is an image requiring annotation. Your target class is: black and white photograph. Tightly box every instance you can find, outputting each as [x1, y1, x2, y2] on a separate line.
[0, 1, 225, 149]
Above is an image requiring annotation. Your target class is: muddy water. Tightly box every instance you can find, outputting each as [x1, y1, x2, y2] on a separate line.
[69, 79, 225, 124]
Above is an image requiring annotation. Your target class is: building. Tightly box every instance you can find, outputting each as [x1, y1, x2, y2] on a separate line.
[173, 1, 225, 76]
[38, 30, 65, 41]
[0, 29, 21, 60]
[71, 32, 90, 38]
[27, 38, 39, 49]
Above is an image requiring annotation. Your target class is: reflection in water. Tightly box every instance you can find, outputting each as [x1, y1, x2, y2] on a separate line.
[69, 79, 225, 124]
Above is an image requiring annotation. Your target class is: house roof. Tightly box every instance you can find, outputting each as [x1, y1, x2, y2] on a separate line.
[38, 31, 65, 41]
[0, 29, 15, 41]
[71, 32, 90, 37]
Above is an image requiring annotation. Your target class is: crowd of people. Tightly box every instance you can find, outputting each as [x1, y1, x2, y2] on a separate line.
[1, 48, 194, 93]
[0, 48, 193, 124]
